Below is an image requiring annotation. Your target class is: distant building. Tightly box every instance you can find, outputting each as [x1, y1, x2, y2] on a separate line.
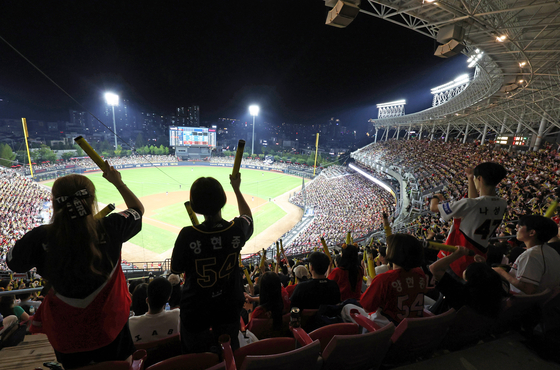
[176, 106, 200, 127]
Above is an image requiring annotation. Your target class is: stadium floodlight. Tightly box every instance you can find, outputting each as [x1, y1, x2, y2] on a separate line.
[249, 105, 259, 155]
[376, 100, 406, 108]
[104, 92, 119, 149]
[430, 74, 470, 94]
[466, 49, 484, 68]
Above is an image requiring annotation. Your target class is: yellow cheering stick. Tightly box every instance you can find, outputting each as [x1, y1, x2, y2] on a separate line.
[259, 248, 266, 272]
[366, 248, 376, 279]
[184, 201, 200, 226]
[345, 232, 352, 246]
[422, 240, 475, 256]
[94, 203, 115, 220]
[320, 237, 332, 263]
[544, 198, 559, 218]
[74, 136, 107, 171]
[276, 241, 280, 260]
[231, 140, 246, 179]
[239, 255, 253, 289]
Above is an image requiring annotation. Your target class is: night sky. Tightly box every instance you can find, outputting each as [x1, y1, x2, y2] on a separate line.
[0, 1, 469, 128]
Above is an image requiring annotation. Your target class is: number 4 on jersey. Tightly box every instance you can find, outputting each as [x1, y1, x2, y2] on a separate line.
[474, 219, 501, 240]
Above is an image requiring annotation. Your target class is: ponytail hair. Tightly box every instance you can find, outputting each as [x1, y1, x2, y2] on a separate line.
[46, 174, 109, 292]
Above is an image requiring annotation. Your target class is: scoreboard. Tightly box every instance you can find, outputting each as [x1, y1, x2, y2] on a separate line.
[496, 135, 529, 146]
[169, 127, 216, 147]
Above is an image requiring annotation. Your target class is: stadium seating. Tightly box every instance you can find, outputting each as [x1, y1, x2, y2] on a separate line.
[442, 306, 496, 351]
[135, 334, 182, 368]
[145, 353, 221, 370]
[384, 308, 456, 364]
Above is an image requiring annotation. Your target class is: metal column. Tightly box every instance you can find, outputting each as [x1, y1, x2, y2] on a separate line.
[445, 123, 450, 142]
[463, 122, 470, 143]
[533, 114, 547, 151]
[481, 123, 488, 145]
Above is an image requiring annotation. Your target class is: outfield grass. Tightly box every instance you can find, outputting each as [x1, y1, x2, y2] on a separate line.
[44, 166, 303, 256]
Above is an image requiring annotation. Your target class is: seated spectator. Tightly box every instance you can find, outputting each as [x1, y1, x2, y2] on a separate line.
[494, 215, 560, 294]
[286, 265, 309, 298]
[131, 283, 149, 316]
[328, 245, 363, 301]
[0, 294, 29, 322]
[375, 246, 390, 275]
[247, 272, 286, 337]
[129, 277, 180, 344]
[290, 252, 341, 309]
[430, 246, 508, 317]
[167, 274, 182, 309]
[16, 291, 41, 315]
[347, 234, 427, 327]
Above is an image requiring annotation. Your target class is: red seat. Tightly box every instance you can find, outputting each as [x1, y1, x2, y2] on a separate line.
[308, 323, 360, 351]
[75, 349, 147, 370]
[493, 288, 552, 333]
[135, 334, 182, 368]
[384, 308, 456, 364]
[239, 339, 321, 370]
[233, 338, 297, 369]
[443, 306, 495, 351]
[145, 353, 220, 370]
[321, 322, 395, 370]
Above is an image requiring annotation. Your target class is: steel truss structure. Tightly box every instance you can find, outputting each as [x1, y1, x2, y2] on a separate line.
[329, 0, 560, 149]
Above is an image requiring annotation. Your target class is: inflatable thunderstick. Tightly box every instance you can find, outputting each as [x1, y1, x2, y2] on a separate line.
[184, 201, 200, 226]
[320, 237, 332, 263]
[231, 140, 246, 179]
[74, 136, 107, 171]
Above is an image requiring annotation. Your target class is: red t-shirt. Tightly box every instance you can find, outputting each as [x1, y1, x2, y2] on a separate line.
[360, 268, 428, 323]
[328, 267, 363, 301]
[285, 283, 297, 298]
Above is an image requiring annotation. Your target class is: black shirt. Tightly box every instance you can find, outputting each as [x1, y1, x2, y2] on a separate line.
[7, 208, 142, 299]
[171, 215, 253, 331]
[290, 278, 341, 309]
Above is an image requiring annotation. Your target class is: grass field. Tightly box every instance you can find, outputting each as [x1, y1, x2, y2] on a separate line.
[44, 166, 304, 256]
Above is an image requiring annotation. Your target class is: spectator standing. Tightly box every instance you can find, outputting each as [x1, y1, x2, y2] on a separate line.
[129, 277, 180, 344]
[171, 175, 253, 353]
[7, 163, 143, 369]
[430, 162, 508, 277]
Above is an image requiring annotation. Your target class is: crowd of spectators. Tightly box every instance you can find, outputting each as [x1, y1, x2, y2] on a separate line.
[354, 139, 559, 241]
[286, 166, 395, 254]
[210, 156, 318, 173]
[19, 154, 178, 174]
[0, 169, 50, 270]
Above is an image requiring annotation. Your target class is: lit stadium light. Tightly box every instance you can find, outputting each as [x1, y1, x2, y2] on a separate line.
[467, 49, 484, 68]
[249, 105, 259, 155]
[430, 74, 470, 94]
[104, 92, 119, 149]
[376, 100, 406, 108]
[496, 35, 507, 42]
[104, 92, 119, 106]
[519, 61, 527, 67]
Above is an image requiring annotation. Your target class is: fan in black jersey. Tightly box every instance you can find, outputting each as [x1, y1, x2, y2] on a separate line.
[171, 174, 253, 354]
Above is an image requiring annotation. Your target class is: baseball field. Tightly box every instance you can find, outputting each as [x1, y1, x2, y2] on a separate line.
[43, 166, 305, 263]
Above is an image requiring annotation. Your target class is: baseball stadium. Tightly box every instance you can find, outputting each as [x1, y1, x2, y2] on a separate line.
[1, 0, 560, 369]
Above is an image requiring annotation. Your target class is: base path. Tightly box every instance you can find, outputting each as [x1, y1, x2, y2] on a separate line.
[118, 185, 303, 263]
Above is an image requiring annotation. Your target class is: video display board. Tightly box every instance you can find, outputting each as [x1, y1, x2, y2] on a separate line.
[170, 127, 216, 147]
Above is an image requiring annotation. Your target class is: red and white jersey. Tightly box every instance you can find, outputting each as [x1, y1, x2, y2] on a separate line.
[360, 268, 428, 323]
[438, 196, 507, 276]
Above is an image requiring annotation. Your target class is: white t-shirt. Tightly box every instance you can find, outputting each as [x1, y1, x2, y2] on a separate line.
[509, 244, 560, 294]
[129, 309, 180, 344]
[438, 196, 508, 251]
[375, 264, 389, 275]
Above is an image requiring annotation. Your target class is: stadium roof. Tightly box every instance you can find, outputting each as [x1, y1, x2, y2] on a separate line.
[332, 0, 560, 141]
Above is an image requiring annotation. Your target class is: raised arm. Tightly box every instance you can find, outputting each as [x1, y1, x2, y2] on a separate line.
[102, 160, 144, 215]
[230, 174, 251, 218]
[429, 246, 471, 281]
[465, 168, 478, 199]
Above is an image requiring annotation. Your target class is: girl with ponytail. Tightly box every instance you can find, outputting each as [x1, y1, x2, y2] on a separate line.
[8, 161, 144, 369]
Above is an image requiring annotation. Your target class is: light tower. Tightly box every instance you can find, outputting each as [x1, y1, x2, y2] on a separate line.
[104, 92, 119, 149]
[249, 105, 259, 155]
[430, 74, 470, 107]
[376, 100, 406, 119]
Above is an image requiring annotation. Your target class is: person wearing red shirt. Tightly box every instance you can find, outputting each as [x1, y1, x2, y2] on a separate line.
[328, 245, 363, 301]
